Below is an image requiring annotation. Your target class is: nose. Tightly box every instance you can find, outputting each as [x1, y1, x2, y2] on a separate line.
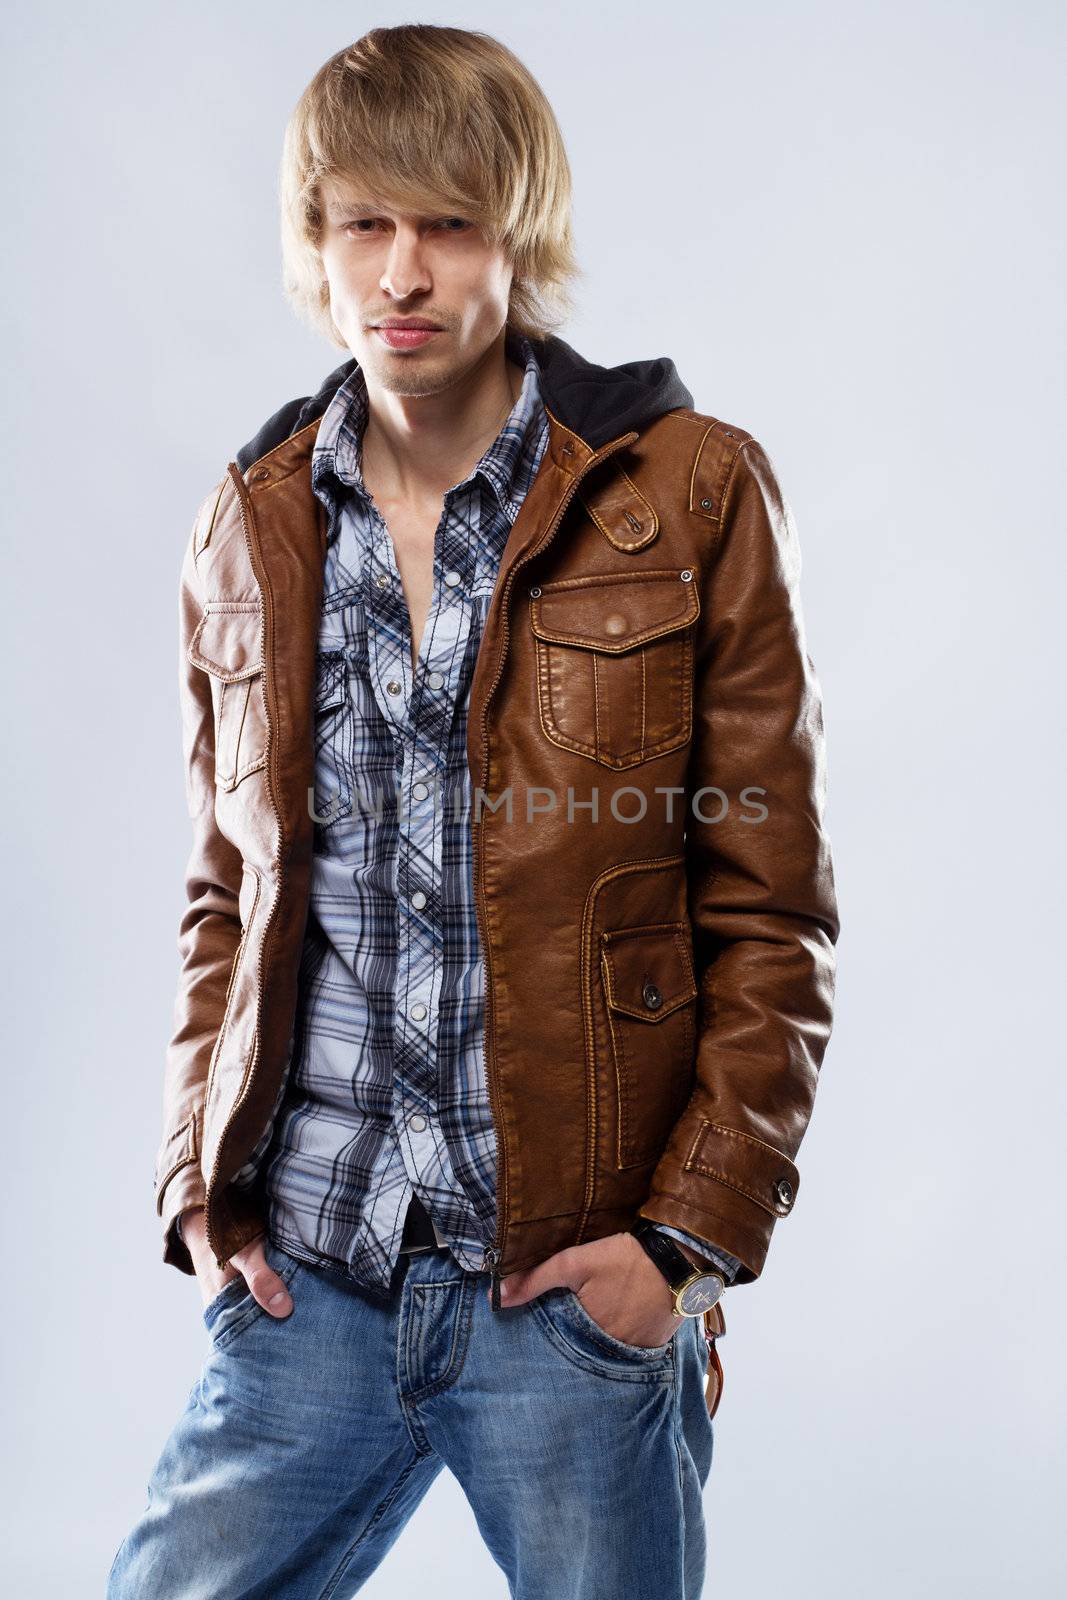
[380, 223, 431, 301]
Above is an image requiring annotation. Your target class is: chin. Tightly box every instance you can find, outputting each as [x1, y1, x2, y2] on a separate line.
[374, 353, 461, 399]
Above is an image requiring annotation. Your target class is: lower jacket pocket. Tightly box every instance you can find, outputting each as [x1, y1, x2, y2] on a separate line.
[600, 920, 699, 1169]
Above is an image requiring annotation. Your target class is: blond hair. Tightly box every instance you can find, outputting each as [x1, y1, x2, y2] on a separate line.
[279, 25, 580, 347]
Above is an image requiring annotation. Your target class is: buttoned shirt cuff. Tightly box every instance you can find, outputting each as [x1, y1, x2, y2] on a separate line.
[650, 1223, 742, 1284]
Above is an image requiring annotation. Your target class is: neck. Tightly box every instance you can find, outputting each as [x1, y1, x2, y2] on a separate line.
[359, 327, 523, 505]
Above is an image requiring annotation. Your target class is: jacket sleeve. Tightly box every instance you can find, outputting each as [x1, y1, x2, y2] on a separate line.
[637, 438, 840, 1282]
[153, 483, 245, 1275]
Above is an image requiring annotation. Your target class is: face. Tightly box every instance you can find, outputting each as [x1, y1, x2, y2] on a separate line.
[317, 177, 516, 398]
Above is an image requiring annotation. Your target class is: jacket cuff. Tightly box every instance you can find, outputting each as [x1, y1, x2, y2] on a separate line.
[157, 1145, 207, 1277]
[640, 1117, 802, 1282]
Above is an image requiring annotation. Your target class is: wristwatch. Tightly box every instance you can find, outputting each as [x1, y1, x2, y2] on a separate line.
[630, 1218, 727, 1317]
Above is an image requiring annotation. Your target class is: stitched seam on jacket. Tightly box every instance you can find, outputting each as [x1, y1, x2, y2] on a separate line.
[687, 1119, 797, 1170]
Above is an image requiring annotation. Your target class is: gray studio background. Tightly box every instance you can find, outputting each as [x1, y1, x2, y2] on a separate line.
[3, 1, 1064, 1593]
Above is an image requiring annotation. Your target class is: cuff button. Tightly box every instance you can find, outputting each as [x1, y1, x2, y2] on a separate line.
[775, 1177, 795, 1210]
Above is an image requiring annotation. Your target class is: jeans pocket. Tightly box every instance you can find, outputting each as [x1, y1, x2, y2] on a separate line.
[533, 1286, 676, 1382]
[202, 1240, 302, 1350]
[201, 1272, 250, 1325]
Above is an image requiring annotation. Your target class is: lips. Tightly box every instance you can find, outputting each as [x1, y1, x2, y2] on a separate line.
[373, 323, 442, 350]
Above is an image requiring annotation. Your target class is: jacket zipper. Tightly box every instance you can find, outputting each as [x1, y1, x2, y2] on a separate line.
[203, 932, 246, 1112]
[202, 464, 286, 1270]
[483, 1244, 503, 1311]
[476, 420, 638, 1311]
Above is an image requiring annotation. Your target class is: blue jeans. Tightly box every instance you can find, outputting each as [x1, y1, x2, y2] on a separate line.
[107, 1236, 715, 1598]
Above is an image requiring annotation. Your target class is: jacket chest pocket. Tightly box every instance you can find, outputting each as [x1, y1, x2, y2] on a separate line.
[528, 569, 700, 769]
[600, 921, 699, 1169]
[187, 602, 267, 791]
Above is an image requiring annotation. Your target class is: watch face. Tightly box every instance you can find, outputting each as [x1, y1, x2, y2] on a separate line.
[678, 1275, 725, 1316]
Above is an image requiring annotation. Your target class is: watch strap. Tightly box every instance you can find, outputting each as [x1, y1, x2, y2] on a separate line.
[631, 1219, 698, 1290]
[631, 1218, 726, 1316]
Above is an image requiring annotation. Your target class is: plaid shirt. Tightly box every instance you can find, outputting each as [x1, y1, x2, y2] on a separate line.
[219, 332, 741, 1293]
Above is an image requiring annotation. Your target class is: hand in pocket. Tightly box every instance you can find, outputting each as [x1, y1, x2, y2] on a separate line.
[182, 1208, 294, 1318]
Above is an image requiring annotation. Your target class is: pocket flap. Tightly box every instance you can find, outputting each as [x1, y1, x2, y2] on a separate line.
[188, 603, 263, 681]
[530, 570, 699, 653]
[601, 922, 698, 1021]
[315, 648, 349, 713]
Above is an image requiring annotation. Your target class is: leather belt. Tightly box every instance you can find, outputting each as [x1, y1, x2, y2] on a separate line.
[399, 1190, 440, 1254]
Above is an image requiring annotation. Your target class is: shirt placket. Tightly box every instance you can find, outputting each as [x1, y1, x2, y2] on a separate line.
[364, 486, 480, 1218]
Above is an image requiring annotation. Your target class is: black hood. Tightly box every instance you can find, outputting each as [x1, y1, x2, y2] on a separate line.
[234, 331, 693, 473]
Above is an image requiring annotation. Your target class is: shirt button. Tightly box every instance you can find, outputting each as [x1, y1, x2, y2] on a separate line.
[375, 573, 389, 588]
[412, 782, 429, 801]
[386, 680, 402, 695]
[410, 890, 427, 910]
[409, 1002, 427, 1021]
[427, 671, 444, 689]
[408, 1113, 427, 1132]
[443, 569, 462, 587]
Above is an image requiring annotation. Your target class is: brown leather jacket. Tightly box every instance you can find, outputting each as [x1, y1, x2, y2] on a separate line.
[155, 334, 839, 1300]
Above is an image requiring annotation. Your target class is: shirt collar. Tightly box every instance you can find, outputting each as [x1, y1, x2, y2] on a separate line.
[311, 330, 546, 533]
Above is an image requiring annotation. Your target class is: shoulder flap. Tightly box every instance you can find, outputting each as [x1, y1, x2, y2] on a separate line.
[687, 418, 755, 526]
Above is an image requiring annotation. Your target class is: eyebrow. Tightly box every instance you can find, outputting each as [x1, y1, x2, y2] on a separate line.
[323, 198, 379, 221]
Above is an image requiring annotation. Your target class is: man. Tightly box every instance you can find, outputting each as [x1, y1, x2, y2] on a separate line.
[109, 22, 838, 1599]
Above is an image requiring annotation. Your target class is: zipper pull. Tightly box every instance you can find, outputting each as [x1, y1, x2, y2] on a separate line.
[483, 1245, 502, 1312]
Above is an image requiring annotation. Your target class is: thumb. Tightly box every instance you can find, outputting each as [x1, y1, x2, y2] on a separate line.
[497, 1248, 581, 1309]
[232, 1235, 293, 1318]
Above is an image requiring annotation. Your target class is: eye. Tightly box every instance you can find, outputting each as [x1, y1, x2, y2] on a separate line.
[343, 218, 379, 234]
[436, 217, 472, 232]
